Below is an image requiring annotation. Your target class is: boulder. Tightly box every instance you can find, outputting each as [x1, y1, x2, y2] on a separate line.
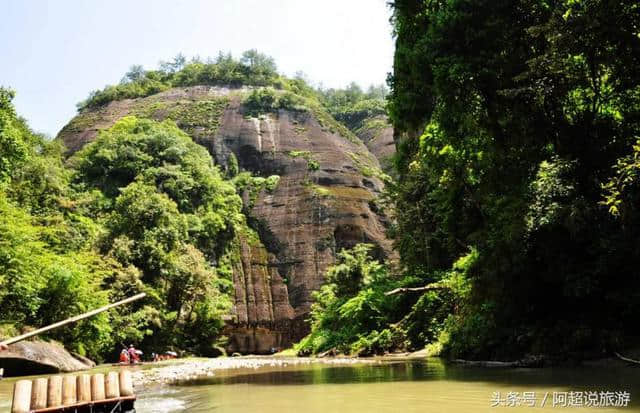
[0, 341, 95, 377]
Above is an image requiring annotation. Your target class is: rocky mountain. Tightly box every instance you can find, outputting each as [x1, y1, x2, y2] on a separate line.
[57, 85, 395, 353]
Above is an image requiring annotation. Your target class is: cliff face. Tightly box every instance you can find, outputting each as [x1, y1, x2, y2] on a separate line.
[58, 86, 395, 353]
[354, 115, 395, 169]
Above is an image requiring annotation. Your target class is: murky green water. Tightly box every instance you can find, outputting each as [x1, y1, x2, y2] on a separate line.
[3, 358, 640, 412]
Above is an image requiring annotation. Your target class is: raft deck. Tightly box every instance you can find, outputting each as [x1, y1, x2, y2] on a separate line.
[11, 370, 136, 413]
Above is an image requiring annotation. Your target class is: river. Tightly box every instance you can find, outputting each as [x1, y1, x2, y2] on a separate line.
[2, 357, 640, 412]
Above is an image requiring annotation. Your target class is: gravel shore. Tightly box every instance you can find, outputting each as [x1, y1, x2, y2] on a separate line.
[131, 357, 371, 386]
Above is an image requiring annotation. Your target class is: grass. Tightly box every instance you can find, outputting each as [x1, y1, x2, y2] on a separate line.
[310, 185, 373, 200]
[166, 98, 230, 136]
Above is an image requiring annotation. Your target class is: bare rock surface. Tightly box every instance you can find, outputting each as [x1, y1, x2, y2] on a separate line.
[57, 86, 396, 353]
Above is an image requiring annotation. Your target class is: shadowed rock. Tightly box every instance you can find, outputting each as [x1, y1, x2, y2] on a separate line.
[0, 341, 95, 377]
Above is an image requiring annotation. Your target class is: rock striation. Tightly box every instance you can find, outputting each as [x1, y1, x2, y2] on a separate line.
[57, 86, 396, 353]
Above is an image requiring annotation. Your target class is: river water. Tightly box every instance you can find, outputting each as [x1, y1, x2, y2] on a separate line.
[2, 358, 640, 412]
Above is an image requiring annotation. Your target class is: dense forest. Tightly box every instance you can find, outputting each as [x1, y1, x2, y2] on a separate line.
[2, 0, 640, 364]
[0, 93, 243, 359]
[385, 0, 640, 360]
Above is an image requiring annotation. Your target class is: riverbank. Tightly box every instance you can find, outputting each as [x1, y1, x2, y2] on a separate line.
[129, 349, 640, 387]
[130, 356, 373, 386]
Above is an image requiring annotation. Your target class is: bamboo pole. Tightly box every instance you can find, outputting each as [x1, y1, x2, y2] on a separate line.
[62, 376, 77, 405]
[119, 370, 134, 397]
[77, 374, 91, 402]
[0, 293, 145, 347]
[47, 376, 63, 407]
[30, 378, 48, 410]
[105, 372, 120, 399]
[11, 380, 31, 413]
[90, 374, 105, 401]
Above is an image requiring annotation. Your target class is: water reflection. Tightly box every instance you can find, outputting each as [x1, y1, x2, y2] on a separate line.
[145, 358, 640, 413]
[180, 360, 442, 386]
[178, 358, 640, 392]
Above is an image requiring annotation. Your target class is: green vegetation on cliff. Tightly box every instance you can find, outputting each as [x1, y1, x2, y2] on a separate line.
[71, 116, 245, 355]
[78, 50, 303, 112]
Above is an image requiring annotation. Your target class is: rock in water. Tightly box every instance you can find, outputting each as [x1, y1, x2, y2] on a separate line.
[57, 86, 396, 353]
[0, 341, 95, 377]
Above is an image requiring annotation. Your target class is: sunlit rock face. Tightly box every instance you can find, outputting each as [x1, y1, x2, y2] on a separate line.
[58, 86, 396, 353]
[353, 115, 395, 172]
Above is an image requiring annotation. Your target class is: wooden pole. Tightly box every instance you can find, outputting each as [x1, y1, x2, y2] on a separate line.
[11, 380, 32, 413]
[76, 374, 91, 402]
[105, 371, 120, 399]
[90, 374, 105, 401]
[47, 376, 63, 407]
[62, 375, 77, 405]
[30, 378, 48, 410]
[0, 293, 146, 346]
[119, 370, 134, 397]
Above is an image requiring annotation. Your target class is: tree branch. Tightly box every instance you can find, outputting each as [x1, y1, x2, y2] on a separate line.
[384, 283, 447, 296]
[614, 352, 640, 365]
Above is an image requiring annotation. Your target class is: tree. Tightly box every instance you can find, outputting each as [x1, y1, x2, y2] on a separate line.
[71, 116, 240, 353]
[0, 88, 30, 181]
[122, 65, 145, 83]
[159, 53, 186, 74]
[387, 0, 640, 359]
[241, 49, 277, 73]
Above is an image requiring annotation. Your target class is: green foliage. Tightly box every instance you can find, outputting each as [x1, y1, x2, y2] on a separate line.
[0, 176, 113, 360]
[602, 138, 640, 218]
[233, 172, 280, 209]
[0, 88, 32, 181]
[0, 100, 247, 361]
[226, 152, 239, 178]
[387, 0, 640, 359]
[69, 117, 241, 354]
[78, 51, 281, 111]
[243, 87, 307, 116]
[165, 99, 229, 137]
[318, 82, 388, 130]
[287, 150, 319, 171]
[296, 244, 414, 356]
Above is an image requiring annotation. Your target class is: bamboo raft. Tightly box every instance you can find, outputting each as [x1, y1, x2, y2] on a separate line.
[11, 370, 135, 413]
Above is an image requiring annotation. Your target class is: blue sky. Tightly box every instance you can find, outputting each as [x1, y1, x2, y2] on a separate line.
[0, 0, 394, 137]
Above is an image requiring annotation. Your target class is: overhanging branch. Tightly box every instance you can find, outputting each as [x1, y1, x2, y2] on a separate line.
[384, 283, 447, 296]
